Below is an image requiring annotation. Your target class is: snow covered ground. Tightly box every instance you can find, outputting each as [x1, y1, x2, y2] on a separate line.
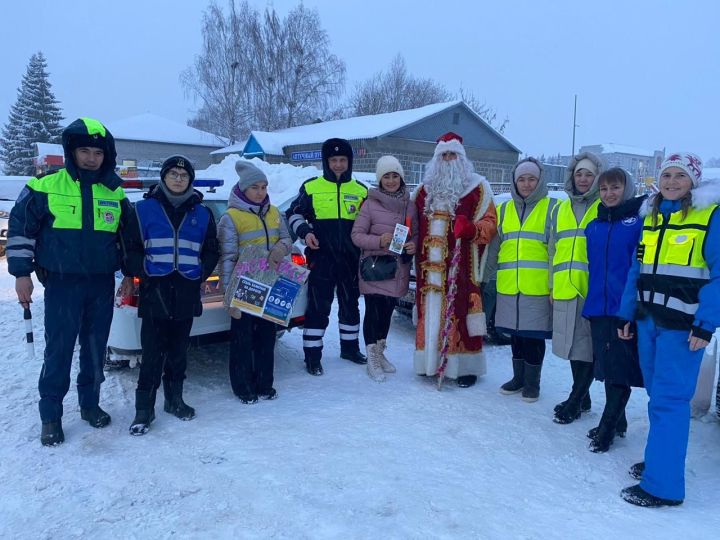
[0, 256, 719, 539]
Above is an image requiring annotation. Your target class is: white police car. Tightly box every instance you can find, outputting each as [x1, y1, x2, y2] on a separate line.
[106, 179, 307, 368]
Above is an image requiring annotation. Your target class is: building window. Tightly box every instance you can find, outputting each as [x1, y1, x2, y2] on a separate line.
[410, 162, 425, 185]
[452, 113, 460, 125]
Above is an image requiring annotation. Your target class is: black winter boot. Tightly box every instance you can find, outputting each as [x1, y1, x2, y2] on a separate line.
[457, 375, 477, 388]
[521, 362, 542, 402]
[621, 484, 682, 507]
[340, 342, 367, 365]
[129, 389, 156, 436]
[80, 405, 112, 428]
[554, 360, 593, 413]
[41, 420, 65, 446]
[629, 461, 645, 480]
[588, 383, 631, 447]
[499, 358, 525, 395]
[304, 348, 324, 376]
[163, 379, 196, 421]
[554, 361, 594, 424]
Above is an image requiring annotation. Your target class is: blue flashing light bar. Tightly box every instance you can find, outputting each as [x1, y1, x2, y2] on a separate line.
[122, 178, 224, 189]
[194, 179, 224, 187]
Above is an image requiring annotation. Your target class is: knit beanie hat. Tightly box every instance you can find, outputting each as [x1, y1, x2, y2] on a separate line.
[235, 160, 268, 192]
[161, 155, 195, 183]
[433, 131, 466, 158]
[375, 156, 405, 183]
[574, 158, 598, 177]
[659, 152, 703, 188]
[514, 160, 541, 181]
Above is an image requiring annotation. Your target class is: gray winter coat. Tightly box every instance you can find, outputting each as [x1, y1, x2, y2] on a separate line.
[486, 158, 556, 337]
[550, 152, 604, 361]
[351, 187, 419, 298]
[217, 186, 292, 289]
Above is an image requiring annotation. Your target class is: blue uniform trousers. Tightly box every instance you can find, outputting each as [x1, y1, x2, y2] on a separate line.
[636, 317, 704, 501]
[38, 273, 115, 422]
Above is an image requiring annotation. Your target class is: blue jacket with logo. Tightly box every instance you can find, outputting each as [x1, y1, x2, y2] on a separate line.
[582, 195, 646, 318]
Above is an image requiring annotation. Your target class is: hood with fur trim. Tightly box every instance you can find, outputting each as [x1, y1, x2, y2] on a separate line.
[564, 151, 604, 203]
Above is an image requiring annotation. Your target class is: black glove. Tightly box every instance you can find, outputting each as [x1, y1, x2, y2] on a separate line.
[296, 223, 312, 240]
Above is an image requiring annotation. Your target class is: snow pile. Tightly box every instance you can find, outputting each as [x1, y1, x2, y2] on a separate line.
[0, 176, 31, 200]
[196, 155, 376, 206]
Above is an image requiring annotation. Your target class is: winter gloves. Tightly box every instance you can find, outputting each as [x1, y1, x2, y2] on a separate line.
[453, 215, 476, 240]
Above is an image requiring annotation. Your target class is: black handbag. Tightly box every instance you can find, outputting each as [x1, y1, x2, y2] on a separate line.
[360, 255, 397, 281]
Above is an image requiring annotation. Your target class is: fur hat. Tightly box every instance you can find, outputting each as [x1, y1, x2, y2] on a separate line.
[659, 152, 703, 188]
[234, 160, 267, 192]
[321, 138, 353, 160]
[375, 155, 404, 183]
[161, 155, 195, 183]
[433, 131, 466, 158]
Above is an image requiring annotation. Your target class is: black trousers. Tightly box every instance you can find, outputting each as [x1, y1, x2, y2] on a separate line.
[39, 273, 114, 422]
[303, 253, 361, 360]
[510, 335, 546, 366]
[363, 294, 397, 346]
[229, 315, 277, 397]
[137, 317, 193, 392]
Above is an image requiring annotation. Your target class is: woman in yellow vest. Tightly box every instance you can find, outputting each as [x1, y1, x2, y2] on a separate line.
[486, 158, 556, 401]
[218, 161, 293, 403]
[550, 152, 604, 424]
[617, 153, 720, 507]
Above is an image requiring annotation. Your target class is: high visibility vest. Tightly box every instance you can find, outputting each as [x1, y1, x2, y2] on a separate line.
[28, 169, 125, 233]
[637, 205, 717, 328]
[304, 176, 367, 221]
[135, 198, 210, 280]
[552, 198, 601, 300]
[226, 205, 281, 249]
[496, 197, 556, 296]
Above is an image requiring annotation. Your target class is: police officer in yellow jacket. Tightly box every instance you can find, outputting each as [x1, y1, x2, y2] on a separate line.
[7, 117, 131, 446]
[286, 138, 368, 375]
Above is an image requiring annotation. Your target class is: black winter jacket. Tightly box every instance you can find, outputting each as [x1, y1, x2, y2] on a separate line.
[121, 185, 220, 320]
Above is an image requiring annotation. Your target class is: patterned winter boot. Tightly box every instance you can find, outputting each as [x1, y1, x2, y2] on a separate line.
[377, 339, 396, 373]
[366, 343, 386, 382]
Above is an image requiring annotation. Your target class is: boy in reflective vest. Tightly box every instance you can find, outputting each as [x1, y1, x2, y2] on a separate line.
[218, 161, 292, 402]
[618, 153, 720, 507]
[8, 117, 131, 446]
[121, 156, 219, 435]
[285, 138, 368, 376]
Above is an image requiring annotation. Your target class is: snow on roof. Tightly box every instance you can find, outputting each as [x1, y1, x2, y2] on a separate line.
[596, 143, 656, 157]
[214, 101, 471, 156]
[34, 142, 63, 157]
[105, 113, 227, 148]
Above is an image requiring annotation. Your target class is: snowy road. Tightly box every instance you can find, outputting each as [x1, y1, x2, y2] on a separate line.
[0, 258, 719, 539]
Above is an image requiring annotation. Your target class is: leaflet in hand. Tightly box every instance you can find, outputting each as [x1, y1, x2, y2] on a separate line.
[388, 223, 410, 254]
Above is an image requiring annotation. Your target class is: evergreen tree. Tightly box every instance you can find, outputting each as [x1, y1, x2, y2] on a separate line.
[0, 52, 63, 175]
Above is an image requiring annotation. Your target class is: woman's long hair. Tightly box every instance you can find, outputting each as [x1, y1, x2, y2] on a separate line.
[649, 191, 692, 226]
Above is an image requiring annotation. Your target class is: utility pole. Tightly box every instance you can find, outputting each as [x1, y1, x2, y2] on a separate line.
[571, 94, 578, 156]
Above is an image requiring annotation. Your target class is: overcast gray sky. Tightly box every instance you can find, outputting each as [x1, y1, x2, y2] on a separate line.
[2, 0, 719, 161]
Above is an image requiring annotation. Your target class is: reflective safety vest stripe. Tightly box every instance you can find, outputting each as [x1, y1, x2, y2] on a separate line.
[303, 176, 367, 220]
[496, 197, 556, 296]
[27, 169, 124, 233]
[226, 206, 282, 249]
[551, 198, 601, 300]
[135, 198, 210, 280]
[637, 205, 717, 325]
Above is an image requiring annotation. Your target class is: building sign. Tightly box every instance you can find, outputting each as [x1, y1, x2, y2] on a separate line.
[291, 150, 322, 161]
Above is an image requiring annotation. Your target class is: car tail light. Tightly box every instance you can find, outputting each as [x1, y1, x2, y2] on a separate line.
[291, 253, 306, 267]
[119, 277, 141, 307]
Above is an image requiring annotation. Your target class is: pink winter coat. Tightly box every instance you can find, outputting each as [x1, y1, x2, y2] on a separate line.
[351, 187, 419, 298]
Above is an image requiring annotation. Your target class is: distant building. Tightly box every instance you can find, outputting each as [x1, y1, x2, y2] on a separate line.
[211, 101, 521, 190]
[104, 113, 226, 170]
[552, 144, 665, 182]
